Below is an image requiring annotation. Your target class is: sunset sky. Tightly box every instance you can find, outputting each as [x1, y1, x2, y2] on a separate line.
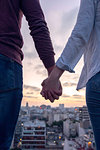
[21, 0, 86, 107]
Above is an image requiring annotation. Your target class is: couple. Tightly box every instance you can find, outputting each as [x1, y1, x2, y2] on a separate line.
[0, 0, 100, 149]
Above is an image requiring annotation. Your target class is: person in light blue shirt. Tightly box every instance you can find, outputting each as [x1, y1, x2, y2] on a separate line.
[41, 0, 100, 149]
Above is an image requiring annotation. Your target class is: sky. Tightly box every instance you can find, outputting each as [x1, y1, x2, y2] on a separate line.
[21, 0, 86, 107]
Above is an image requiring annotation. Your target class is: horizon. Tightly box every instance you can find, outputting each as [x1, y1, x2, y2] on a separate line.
[21, 103, 86, 108]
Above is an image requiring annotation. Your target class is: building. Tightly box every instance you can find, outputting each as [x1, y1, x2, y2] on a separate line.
[21, 120, 46, 150]
[54, 113, 67, 122]
[79, 106, 91, 129]
[26, 102, 29, 108]
[79, 106, 90, 121]
[40, 105, 47, 110]
[30, 108, 43, 121]
[59, 104, 64, 110]
[13, 118, 22, 148]
[45, 145, 63, 150]
[47, 112, 54, 125]
[54, 113, 60, 122]
[63, 120, 79, 138]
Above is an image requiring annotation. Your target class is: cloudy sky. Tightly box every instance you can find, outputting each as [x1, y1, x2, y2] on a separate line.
[21, 0, 86, 107]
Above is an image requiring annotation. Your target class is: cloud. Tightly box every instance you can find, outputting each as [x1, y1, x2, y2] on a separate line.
[61, 94, 84, 100]
[23, 95, 38, 99]
[63, 82, 77, 87]
[62, 94, 70, 98]
[24, 84, 40, 92]
[54, 44, 63, 53]
[34, 65, 44, 69]
[72, 94, 84, 99]
[26, 92, 34, 95]
[36, 70, 47, 77]
[34, 64, 47, 77]
[24, 52, 37, 59]
[60, 7, 79, 34]
[71, 100, 84, 103]
[73, 76, 79, 80]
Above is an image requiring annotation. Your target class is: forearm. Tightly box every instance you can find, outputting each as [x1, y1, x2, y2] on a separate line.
[47, 65, 55, 76]
[48, 65, 64, 80]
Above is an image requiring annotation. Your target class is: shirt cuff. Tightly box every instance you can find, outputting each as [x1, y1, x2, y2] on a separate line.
[56, 57, 75, 73]
[42, 56, 55, 69]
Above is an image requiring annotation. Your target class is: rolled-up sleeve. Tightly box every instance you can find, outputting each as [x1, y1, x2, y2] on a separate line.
[56, 0, 96, 72]
[20, 0, 55, 68]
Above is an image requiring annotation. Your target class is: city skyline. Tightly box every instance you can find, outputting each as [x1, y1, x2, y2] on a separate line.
[21, 0, 86, 107]
[11, 104, 95, 150]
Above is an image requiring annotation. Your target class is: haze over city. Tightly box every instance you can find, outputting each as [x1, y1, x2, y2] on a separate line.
[21, 0, 86, 107]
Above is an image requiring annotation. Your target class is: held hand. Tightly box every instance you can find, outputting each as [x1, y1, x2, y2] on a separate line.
[41, 77, 62, 103]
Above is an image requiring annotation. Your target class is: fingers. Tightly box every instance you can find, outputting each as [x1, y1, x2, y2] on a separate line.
[47, 91, 55, 103]
[41, 89, 59, 102]
[41, 89, 47, 100]
[42, 90, 48, 100]
[41, 80, 45, 86]
[41, 89, 55, 102]
[54, 83, 62, 96]
[41, 78, 48, 86]
[40, 90, 44, 97]
[41, 79, 62, 103]
[54, 89, 62, 96]
[50, 90, 59, 100]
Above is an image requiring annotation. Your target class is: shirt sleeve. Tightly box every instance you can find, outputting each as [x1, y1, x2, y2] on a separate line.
[20, 0, 55, 69]
[56, 0, 97, 72]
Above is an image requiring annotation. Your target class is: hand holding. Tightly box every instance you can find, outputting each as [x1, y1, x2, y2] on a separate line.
[41, 77, 62, 103]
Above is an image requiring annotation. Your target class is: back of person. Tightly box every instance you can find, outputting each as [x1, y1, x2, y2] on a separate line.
[0, 0, 23, 64]
[0, 0, 55, 149]
[0, 0, 55, 68]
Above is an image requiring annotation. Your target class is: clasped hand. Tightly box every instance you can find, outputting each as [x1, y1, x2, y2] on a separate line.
[40, 77, 62, 103]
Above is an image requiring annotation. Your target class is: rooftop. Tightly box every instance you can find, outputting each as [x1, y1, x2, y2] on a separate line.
[23, 119, 46, 127]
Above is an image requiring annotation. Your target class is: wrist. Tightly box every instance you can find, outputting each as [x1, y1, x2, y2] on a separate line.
[49, 65, 64, 80]
[47, 65, 55, 76]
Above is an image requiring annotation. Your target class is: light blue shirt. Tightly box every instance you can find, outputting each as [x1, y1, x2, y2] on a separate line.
[56, 0, 100, 90]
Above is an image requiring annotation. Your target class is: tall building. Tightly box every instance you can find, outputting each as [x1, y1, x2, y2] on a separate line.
[48, 112, 54, 125]
[54, 113, 60, 122]
[79, 106, 90, 121]
[54, 113, 68, 122]
[21, 120, 46, 150]
[63, 120, 79, 138]
[79, 106, 91, 129]
[26, 102, 29, 108]
[59, 104, 64, 110]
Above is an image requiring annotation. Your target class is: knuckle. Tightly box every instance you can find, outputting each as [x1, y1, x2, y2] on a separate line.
[56, 97, 59, 100]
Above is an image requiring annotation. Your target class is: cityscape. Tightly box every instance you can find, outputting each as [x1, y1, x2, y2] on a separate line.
[10, 103, 95, 150]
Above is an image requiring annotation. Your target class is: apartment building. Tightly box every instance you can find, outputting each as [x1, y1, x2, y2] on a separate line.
[21, 119, 46, 150]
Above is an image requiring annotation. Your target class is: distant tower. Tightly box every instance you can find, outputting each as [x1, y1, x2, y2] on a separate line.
[59, 104, 64, 110]
[26, 102, 30, 115]
[26, 102, 29, 108]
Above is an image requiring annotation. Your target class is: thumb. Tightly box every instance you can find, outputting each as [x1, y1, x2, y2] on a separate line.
[54, 89, 62, 96]
[54, 84, 62, 96]
[41, 79, 48, 86]
[41, 80, 45, 86]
